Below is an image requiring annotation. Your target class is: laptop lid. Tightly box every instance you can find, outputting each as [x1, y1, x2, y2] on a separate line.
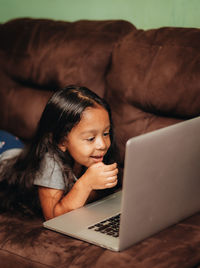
[118, 115, 200, 250]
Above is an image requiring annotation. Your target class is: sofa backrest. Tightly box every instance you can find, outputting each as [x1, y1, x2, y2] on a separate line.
[0, 18, 134, 140]
[106, 26, 200, 160]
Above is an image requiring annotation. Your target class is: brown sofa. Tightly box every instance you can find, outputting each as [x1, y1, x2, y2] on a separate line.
[0, 18, 200, 268]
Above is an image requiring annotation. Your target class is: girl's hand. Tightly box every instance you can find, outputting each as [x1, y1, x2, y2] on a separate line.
[81, 162, 118, 190]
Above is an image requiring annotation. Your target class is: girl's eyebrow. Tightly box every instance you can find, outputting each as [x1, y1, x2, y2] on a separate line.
[80, 125, 110, 135]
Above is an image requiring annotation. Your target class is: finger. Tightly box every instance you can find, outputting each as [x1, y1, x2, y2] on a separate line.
[104, 169, 118, 178]
[105, 180, 118, 188]
[106, 175, 118, 183]
[103, 163, 117, 171]
[92, 162, 105, 168]
[102, 169, 118, 179]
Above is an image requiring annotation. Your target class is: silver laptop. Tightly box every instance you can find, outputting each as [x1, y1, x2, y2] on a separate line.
[43, 116, 200, 251]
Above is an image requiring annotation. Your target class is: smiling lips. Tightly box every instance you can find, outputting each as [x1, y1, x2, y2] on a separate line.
[90, 155, 104, 162]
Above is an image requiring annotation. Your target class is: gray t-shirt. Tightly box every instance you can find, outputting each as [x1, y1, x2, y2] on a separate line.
[0, 149, 68, 191]
[34, 153, 67, 190]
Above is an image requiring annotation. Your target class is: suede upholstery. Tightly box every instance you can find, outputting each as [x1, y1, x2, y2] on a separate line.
[0, 18, 200, 268]
[0, 18, 134, 140]
[106, 27, 200, 160]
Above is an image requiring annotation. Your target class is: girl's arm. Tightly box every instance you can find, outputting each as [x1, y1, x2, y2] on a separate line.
[38, 178, 92, 220]
[38, 162, 118, 220]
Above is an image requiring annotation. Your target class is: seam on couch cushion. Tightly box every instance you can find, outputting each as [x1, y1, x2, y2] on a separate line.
[0, 248, 54, 268]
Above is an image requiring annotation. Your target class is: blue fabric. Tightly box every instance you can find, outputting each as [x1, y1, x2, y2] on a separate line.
[0, 130, 24, 154]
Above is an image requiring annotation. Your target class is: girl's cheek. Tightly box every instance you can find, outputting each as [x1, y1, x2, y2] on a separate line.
[82, 144, 93, 153]
[107, 138, 111, 148]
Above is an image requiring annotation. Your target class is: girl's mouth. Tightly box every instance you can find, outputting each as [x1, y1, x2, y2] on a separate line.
[90, 155, 104, 162]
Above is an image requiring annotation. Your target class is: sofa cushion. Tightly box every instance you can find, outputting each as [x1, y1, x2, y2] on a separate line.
[107, 27, 200, 117]
[0, 18, 135, 140]
[0, 70, 52, 140]
[106, 27, 200, 160]
[0, 18, 135, 97]
[1, 212, 200, 268]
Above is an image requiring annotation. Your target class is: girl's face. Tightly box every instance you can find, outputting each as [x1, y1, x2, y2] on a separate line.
[60, 105, 111, 168]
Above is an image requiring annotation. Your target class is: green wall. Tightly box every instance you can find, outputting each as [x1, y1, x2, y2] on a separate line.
[0, 0, 199, 29]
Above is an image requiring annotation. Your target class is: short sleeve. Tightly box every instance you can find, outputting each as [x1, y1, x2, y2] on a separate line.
[34, 154, 67, 190]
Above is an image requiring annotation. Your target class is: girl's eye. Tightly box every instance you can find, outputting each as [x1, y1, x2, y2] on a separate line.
[104, 132, 110, 137]
[86, 137, 95, 142]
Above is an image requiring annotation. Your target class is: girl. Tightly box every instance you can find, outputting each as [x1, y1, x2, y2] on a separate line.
[0, 86, 119, 220]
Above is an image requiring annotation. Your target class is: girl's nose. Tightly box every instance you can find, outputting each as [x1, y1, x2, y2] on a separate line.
[96, 137, 107, 150]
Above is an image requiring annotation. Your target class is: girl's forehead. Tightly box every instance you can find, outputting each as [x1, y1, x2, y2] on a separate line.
[82, 106, 109, 121]
[74, 106, 110, 132]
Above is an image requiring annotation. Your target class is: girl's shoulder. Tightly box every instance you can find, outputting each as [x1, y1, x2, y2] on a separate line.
[34, 151, 67, 190]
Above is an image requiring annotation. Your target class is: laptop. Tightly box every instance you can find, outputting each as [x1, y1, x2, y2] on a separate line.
[43, 116, 200, 251]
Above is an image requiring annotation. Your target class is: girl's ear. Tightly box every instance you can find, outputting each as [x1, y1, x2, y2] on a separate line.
[58, 139, 68, 152]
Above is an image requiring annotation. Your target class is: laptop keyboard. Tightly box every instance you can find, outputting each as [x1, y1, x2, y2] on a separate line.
[88, 213, 121, 238]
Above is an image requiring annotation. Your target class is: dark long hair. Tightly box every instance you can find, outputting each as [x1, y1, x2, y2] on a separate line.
[0, 85, 119, 217]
